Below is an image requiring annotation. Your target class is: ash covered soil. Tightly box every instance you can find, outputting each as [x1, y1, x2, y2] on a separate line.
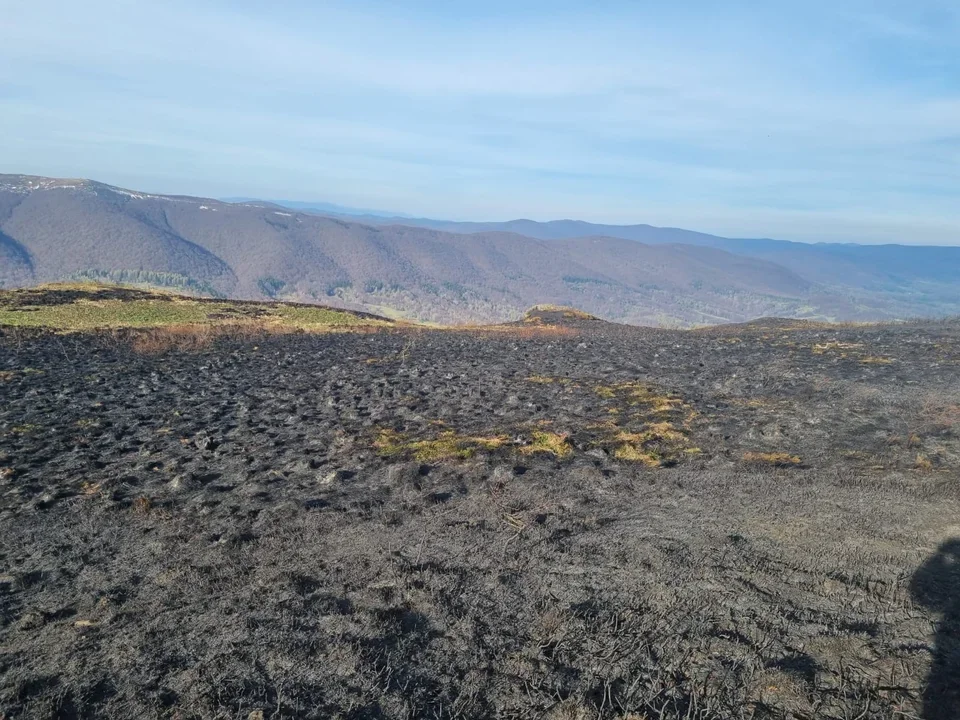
[2, 307, 960, 719]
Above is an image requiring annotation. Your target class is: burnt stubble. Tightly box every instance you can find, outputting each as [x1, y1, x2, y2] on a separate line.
[2, 308, 959, 719]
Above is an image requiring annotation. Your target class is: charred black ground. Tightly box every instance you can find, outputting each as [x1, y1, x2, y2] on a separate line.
[1, 292, 959, 719]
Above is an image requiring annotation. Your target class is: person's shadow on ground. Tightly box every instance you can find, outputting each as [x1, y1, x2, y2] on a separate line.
[911, 539, 960, 720]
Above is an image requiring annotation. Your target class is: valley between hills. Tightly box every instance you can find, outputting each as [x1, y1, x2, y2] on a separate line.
[3, 174, 960, 327]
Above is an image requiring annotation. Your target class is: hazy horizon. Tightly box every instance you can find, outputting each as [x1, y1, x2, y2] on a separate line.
[3, 1, 959, 245]
[4, 168, 960, 247]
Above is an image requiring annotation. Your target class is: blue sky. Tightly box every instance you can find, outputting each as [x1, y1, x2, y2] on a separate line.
[2, 1, 959, 244]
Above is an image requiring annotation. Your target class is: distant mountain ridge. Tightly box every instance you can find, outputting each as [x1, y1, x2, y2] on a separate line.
[251, 200, 960, 293]
[340, 215, 729, 245]
[2, 173, 959, 325]
[319, 214, 960, 291]
[222, 197, 412, 219]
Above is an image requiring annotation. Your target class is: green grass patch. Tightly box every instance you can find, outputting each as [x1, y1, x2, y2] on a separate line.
[268, 304, 381, 329]
[0, 284, 389, 331]
[0, 299, 218, 329]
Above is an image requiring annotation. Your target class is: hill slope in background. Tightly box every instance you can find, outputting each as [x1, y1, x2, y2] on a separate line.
[2, 174, 959, 325]
[332, 214, 960, 299]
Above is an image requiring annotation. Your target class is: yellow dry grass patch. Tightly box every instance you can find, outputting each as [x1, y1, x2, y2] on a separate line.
[588, 381, 701, 466]
[586, 420, 619, 432]
[471, 436, 510, 450]
[519, 431, 572, 458]
[613, 444, 660, 466]
[527, 375, 577, 387]
[615, 422, 686, 445]
[409, 435, 476, 462]
[647, 397, 683, 413]
[375, 429, 509, 462]
[609, 421, 692, 466]
[594, 384, 616, 399]
[593, 381, 684, 413]
[10, 424, 40, 436]
[81, 481, 103, 496]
